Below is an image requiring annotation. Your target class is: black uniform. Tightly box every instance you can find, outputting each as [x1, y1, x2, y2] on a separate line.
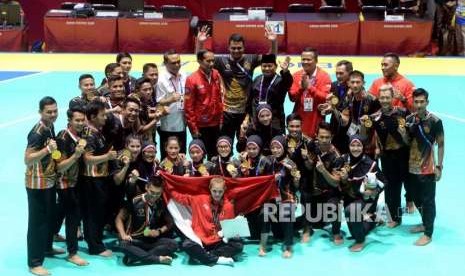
[118, 194, 177, 265]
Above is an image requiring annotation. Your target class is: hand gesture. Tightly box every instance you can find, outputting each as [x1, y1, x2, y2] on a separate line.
[315, 156, 325, 173]
[301, 73, 310, 90]
[265, 25, 277, 41]
[240, 151, 248, 162]
[113, 105, 122, 114]
[128, 169, 139, 183]
[392, 87, 404, 101]
[279, 56, 291, 72]
[179, 154, 190, 167]
[197, 25, 210, 42]
[47, 139, 58, 152]
[339, 167, 349, 180]
[74, 144, 85, 158]
[107, 147, 118, 160]
[229, 167, 239, 178]
[172, 92, 181, 102]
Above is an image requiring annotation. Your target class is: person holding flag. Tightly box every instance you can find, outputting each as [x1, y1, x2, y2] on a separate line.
[161, 173, 279, 266]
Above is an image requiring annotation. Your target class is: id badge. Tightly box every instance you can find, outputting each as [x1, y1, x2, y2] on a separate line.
[177, 98, 184, 111]
[303, 97, 313, 112]
[346, 122, 360, 136]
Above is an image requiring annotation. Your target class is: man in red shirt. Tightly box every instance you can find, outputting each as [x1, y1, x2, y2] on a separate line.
[184, 50, 224, 160]
[166, 177, 242, 266]
[289, 47, 332, 138]
[369, 53, 415, 111]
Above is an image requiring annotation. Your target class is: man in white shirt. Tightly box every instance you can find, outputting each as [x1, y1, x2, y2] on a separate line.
[156, 49, 187, 159]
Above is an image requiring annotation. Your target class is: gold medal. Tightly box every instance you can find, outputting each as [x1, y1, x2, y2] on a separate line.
[164, 160, 174, 170]
[51, 150, 62, 160]
[329, 95, 339, 106]
[78, 138, 87, 147]
[290, 168, 300, 178]
[198, 165, 208, 175]
[288, 138, 297, 148]
[119, 149, 132, 160]
[344, 164, 351, 173]
[241, 160, 251, 170]
[398, 118, 406, 128]
[363, 118, 373, 128]
[226, 164, 236, 174]
[85, 89, 98, 101]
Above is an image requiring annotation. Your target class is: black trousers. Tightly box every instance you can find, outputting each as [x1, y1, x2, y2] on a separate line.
[260, 202, 295, 249]
[220, 112, 246, 145]
[308, 193, 342, 235]
[119, 238, 178, 265]
[408, 173, 436, 237]
[182, 238, 243, 266]
[157, 128, 186, 160]
[106, 181, 125, 228]
[54, 187, 81, 255]
[344, 199, 377, 243]
[81, 176, 109, 254]
[26, 186, 56, 268]
[381, 148, 409, 223]
[198, 126, 221, 160]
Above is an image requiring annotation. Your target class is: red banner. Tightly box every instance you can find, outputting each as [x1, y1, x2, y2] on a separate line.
[118, 18, 192, 53]
[160, 172, 279, 214]
[44, 17, 118, 53]
[359, 19, 433, 55]
[0, 28, 26, 51]
[286, 13, 360, 55]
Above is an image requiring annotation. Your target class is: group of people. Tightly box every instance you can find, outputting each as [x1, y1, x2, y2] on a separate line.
[24, 28, 445, 276]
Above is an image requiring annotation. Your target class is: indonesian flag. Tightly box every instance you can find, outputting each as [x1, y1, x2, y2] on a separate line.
[160, 172, 279, 246]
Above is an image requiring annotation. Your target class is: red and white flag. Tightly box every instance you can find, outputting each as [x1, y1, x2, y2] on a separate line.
[160, 172, 279, 246]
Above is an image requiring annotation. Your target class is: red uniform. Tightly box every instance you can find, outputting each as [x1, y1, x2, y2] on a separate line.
[184, 68, 223, 134]
[289, 67, 331, 137]
[170, 192, 235, 246]
[369, 73, 415, 111]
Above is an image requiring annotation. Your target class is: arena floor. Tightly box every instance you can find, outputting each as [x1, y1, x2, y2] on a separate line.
[0, 53, 464, 276]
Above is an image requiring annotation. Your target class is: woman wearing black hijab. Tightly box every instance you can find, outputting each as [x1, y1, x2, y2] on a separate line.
[339, 135, 386, 252]
[236, 104, 281, 156]
[210, 136, 240, 177]
[260, 135, 300, 258]
[185, 139, 215, 177]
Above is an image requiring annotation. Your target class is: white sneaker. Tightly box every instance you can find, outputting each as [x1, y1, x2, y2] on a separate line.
[216, 256, 234, 266]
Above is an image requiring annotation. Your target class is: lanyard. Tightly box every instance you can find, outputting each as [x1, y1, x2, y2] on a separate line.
[66, 128, 79, 143]
[143, 195, 155, 226]
[259, 74, 278, 103]
[250, 157, 263, 176]
[351, 98, 365, 122]
[40, 120, 55, 139]
[235, 61, 252, 80]
[211, 202, 222, 230]
[169, 76, 184, 95]
[218, 156, 226, 176]
[418, 123, 433, 148]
